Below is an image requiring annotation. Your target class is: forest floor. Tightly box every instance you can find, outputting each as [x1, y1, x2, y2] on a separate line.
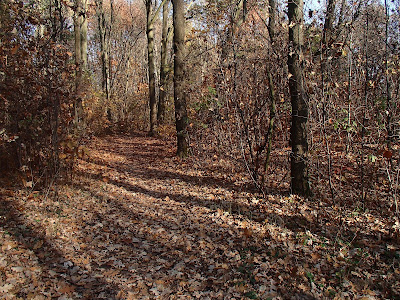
[0, 133, 399, 299]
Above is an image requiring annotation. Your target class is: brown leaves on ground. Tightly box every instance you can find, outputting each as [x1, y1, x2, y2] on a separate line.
[0, 133, 399, 299]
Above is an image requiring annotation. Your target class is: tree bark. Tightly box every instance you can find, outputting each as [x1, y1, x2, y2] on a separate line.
[173, 0, 189, 157]
[288, 0, 310, 196]
[74, 0, 83, 130]
[157, 0, 170, 124]
[95, 0, 111, 121]
[262, 0, 277, 185]
[322, 0, 335, 48]
[384, 0, 393, 147]
[321, 0, 336, 201]
[267, 0, 276, 43]
[81, 0, 88, 69]
[146, 0, 157, 135]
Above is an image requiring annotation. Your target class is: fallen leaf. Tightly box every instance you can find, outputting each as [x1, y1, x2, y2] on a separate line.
[0, 284, 13, 293]
[33, 240, 44, 250]
[58, 283, 76, 294]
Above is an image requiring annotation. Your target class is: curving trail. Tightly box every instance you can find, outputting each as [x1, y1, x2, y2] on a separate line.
[0, 133, 398, 299]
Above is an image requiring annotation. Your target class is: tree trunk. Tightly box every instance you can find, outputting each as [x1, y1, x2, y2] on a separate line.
[288, 0, 310, 196]
[321, 0, 336, 200]
[95, 0, 110, 118]
[81, 0, 88, 69]
[263, 70, 276, 183]
[107, 0, 114, 121]
[384, 0, 393, 147]
[146, 0, 157, 135]
[262, 0, 277, 185]
[267, 0, 276, 42]
[157, 0, 170, 124]
[74, 0, 83, 130]
[322, 0, 335, 48]
[173, 0, 189, 157]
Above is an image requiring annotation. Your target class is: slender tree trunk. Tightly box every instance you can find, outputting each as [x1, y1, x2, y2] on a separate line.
[173, 0, 189, 157]
[158, 0, 170, 124]
[384, 0, 393, 147]
[288, 0, 310, 196]
[346, 31, 353, 153]
[146, 0, 157, 135]
[81, 0, 88, 69]
[49, 0, 64, 180]
[107, 0, 114, 122]
[321, 0, 336, 200]
[267, 0, 276, 42]
[74, 0, 82, 83]
[361, 8, 370, 205]
[74, 0, 83, 130]
[263, 70, 276, 183]
[323, 0, 335, 48]
[95, 0, 110, 118]
[262, 0, 277, 185]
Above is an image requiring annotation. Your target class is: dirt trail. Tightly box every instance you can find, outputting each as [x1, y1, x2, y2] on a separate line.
[71, 134, 271, 298]
[0, 133, 398, 299]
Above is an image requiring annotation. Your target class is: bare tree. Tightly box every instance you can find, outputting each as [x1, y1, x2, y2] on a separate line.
[74, 0, 84, 130]
[95, 0, 110, 108]
[173, 0, 189, 157]
[288, 0, 310, 196]
[157, 0, 170, 124]
[145, 0, 157, 135]
[262, 0, 277, 185]
[321, 0, 336, 200]
[81, 0, 88, 68]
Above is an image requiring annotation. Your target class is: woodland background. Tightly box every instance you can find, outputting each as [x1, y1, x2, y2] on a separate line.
[0, 0, 400, 297]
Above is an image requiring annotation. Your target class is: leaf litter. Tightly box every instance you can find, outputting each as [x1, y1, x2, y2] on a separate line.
[0, 133, 399, 299]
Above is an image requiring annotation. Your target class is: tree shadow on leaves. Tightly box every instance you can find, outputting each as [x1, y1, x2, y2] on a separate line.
[0, 195, 119, 299]
[71, 181, 321, 299]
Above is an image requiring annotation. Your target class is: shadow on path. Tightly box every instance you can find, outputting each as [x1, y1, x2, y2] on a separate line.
[0, 194, 119, 299]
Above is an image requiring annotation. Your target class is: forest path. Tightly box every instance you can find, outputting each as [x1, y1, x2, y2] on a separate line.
[1, 133, 282, 299]
[0, 133, 398, 299]
[70, 133, 274, 298]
